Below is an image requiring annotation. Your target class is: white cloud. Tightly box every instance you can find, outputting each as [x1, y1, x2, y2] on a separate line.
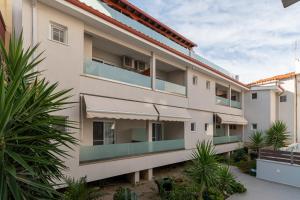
[129, 0, 300, 83]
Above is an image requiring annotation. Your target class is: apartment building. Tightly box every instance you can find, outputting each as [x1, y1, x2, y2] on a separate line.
[245, 71, 300, 144]
[12, 0, 248, 183]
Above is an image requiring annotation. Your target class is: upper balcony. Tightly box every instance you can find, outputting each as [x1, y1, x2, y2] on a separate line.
[83, 34, 187, 96]
[215, 84, 242, 109]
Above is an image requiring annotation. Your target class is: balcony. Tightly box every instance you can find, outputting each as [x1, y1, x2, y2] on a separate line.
[84, 60, 151, 88]
[216, 96, 230, 106]
[79, 139, 184, 163]
[231, 100, 241, 109]
[213, 136, 242, 145]
[156, 79, 186, 96]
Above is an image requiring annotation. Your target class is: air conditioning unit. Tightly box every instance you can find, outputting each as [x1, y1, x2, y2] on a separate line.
[122, 56, 134, 69]
[135, 60, 147, 72]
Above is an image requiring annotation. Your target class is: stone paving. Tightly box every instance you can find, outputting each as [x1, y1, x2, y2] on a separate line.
[229, 167, 300, 200]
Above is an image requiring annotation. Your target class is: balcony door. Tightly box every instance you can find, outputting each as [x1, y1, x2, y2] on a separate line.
[152, 123, 164, 141]
[93, 121, 115, 145]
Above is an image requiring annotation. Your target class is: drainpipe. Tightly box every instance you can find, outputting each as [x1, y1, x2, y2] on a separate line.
[295, 75, 298, 143]
[31, 0, 37, 67]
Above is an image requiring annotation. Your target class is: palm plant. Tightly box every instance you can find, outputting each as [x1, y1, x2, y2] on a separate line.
[266, 121, 289, 151]
[249, 131, 265, 155]
[63, 177, 102, 200]
[186, 141, 219, 200]
[217, 166, 235, 197]
[0, 34, 77, 199]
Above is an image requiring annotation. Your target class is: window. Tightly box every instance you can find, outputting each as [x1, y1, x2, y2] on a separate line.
[193, 76, 198, 85]
[191, 123, 196, 132]
[152, 123, 164, 141]
[205, 123, 209, 132]
[50, 22, 67, 44]
[252, 93, 257, 100]
[229, 125, 237, 130]
[251, 123, 257, 130]
[206, 81, 211, 90]
[93, 121, 115, 145]
[280, 95, 287, 102]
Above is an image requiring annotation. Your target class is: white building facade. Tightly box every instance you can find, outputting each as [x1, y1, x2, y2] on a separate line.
[12, 0, 248, 183]
[245, 72, 300, 144]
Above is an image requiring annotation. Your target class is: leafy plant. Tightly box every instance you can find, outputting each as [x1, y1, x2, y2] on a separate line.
[167, 184, 197, 200]
[231, 148, 248, 162]
[236, 160, 256, 174]
[266, 121, 289, 151]
[0, 34, 77, 199]
[113, 187, 138, 200]
[63, 177, 102, 200]
[217, 166, 235, 196]
[231, 181, 247, 193]
[186, 141, 219, 200]
[249, 131, 265, 155]
[203, 187, 224, 200]
[155, 177, 174, 198]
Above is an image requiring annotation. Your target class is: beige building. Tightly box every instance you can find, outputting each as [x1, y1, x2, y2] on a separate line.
[245, 72, 300, 144]
[12, 0, 248, 183]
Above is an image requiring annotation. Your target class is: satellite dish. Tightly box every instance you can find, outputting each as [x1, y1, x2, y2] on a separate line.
[282, 0, 300, 8]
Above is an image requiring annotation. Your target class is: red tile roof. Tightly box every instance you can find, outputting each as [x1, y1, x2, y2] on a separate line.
[101, 0, 197, 49]
[247, 72, 296, 86]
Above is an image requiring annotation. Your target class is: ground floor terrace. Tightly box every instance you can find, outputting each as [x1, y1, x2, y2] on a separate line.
[76, 94, 246, 182]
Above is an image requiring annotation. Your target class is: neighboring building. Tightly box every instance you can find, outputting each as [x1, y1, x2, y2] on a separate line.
[245, 72, 300, 144]
[11, 0, 248, 183]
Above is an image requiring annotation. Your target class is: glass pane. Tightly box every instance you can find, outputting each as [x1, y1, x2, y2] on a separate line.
[104, 122, 115, 144]
[93, 122, 103, 146]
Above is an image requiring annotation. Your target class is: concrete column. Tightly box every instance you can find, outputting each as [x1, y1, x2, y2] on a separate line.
[143, 169, 153, 181]
[150, 52, 156, 90]
[146, 121, 153, 142]
[127, 171, 140, 185]
[227, 124, 230, 137]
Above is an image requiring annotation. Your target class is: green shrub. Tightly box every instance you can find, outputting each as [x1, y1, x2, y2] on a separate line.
[155, 177, 174, 198]
[203, 188, 224, 200]
[236, 160, 256, 174]
[167, 184, 197, 200]
[63, 177, 102, 200]
[231, 148, 248, 163]
[113, 187, 138, 200]
[231, 182, 247, 193]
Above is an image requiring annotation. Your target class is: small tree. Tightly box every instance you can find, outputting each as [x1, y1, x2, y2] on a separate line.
[0, 34, 77, 199]
[186, 141, 219, 200]
[249, 131, 265, 156]
[266, 121, 289, 151]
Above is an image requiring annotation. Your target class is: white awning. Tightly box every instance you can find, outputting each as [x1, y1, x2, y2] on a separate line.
[155, 105, 191, 122]
[217, 113, 248, 125]
[83, 95, 158, 120]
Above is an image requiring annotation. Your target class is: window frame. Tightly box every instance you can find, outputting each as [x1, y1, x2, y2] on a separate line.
[191, 122, 196, 132]
[252, 93, 257, 100]
[192, 75, 198, 85]
[49, 22, 68, 45]
[204, 123, 209, 132]
[280, 95, 287, 102]
[251, 123, 258, 130]
[152, 122, 164, 141]
[92, 120, 116, 145]
[206, 80, 211, 90]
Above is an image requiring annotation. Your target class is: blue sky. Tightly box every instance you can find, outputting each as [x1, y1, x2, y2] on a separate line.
[128, 0, 300, 83]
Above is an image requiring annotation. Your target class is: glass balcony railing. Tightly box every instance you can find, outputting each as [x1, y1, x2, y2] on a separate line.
[80, 0, 237, 80]
[156, 79, 186, 96]
[79, 139, 185, 163]
[213, 136, 242, 145]
[84, 60, 151, 88]
[231, 100, 241, 109]
[216, 96, 230, 106]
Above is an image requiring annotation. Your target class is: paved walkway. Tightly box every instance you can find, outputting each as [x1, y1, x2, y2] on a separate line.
[229, 167, 300, 200]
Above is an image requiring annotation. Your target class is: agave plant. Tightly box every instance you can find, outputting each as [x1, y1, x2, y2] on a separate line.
[249, 131, 265, 155]
[186, 141, 219, 200]
[217, 166, 235, 196]
[0, 34, 77, 199]
[266, 121, 289, 151]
